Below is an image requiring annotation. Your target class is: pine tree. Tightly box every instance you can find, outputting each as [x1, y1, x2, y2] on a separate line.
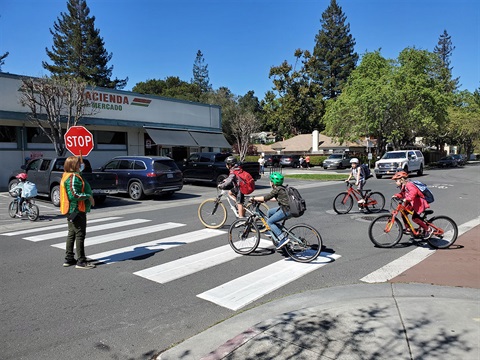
[192, 50, 212, 93]
[43, 0, 127, 89]
[434, 29, 459, 93]
[311, 0, 358, 99]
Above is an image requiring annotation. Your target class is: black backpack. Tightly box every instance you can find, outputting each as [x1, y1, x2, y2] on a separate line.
[283, 185, 306, 217]
[360, 164, 373, 179]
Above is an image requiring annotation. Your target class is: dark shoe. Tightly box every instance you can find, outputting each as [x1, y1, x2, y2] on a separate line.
[75, 262, 96, 269]
[276, 237, 290, 250]
[63, 259, 77, 267]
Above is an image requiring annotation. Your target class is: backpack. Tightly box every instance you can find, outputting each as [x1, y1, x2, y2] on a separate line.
[283, 185, 306, 217]
[233, 168, 255, 195]
[22, 181, 38, 198]
[412, 180, 434, 204]
[360, 164, 373, 179]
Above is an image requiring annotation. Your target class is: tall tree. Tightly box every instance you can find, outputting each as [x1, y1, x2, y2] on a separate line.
[43, 0, 127, 89]
[191, 50, 212, 93]
[434, 29, 459, 93]
[311, 0, 358, 99]
[19, 76, 95, 156]
[0, 51, 8, 71]
[133, 77, 202, 102]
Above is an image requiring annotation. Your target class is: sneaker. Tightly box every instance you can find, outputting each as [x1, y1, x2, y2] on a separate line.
[276, 237, 290, 250]
[75, 262, 96, 269]
[16, 213, 22, 218]
[358, 199, 365, 204]
[264, 233, 272, 238]
[63, 259, 77, 267]
[403, 228, 412, 235]
[424, 227, 434, 239]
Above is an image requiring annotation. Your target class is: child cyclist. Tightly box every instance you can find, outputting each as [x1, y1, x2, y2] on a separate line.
[345, 158, 366, 206]
[218, 156, 246, 218]
[10, 173, 28, 217]
[391, 170, 433, 239]
[249, 172, 291, 250]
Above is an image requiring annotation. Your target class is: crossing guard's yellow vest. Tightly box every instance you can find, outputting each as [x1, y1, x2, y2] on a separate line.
[60, 172, 86, 215]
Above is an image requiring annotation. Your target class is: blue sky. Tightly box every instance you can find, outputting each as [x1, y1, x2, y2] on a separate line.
[1, 0, 479, 99]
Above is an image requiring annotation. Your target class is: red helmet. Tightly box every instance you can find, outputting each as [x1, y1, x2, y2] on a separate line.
[16, 173, 28, 180]
[392, 171, 408, 180]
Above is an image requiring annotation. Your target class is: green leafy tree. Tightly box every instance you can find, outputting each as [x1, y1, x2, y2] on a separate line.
[43, 0, 127, 89]
[132, 77, 202, 102]
[262, 50, 325, 139]
[434, 30, 460, 94]
[310, 0, 358, 99]
[192, 50, 212, 93]
[0, 51, 9, 71]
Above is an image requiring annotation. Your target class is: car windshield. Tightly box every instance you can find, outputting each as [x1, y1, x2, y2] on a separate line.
[153, 160, 178, 171]
[381, 152, 406, 160]
[329, 154, 342, 159]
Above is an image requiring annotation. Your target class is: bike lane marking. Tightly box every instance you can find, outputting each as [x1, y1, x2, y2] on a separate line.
[360, 216, 480, 283]
[197, 251, 341, 311]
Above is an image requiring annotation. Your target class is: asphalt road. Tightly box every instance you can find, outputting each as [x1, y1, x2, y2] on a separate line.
[0, 164, 478, 360]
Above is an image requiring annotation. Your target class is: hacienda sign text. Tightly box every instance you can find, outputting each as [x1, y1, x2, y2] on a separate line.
[85, 90, 151, 111]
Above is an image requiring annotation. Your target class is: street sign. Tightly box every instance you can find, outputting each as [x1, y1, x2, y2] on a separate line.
[64, 126, 94, 156]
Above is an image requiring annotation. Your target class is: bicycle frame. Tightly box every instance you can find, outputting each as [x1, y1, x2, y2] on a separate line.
[215, 189, 240, 217]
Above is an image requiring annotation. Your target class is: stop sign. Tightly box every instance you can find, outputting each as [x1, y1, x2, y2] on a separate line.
[64, 126, 94, 156]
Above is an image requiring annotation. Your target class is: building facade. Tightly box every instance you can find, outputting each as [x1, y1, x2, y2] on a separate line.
[0, 72, 230, 190]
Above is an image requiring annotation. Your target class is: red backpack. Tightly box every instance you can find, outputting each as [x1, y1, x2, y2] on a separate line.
[233, 168, 255, 195]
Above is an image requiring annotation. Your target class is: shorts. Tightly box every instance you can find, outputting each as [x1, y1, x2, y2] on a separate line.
[230, 187, 245, 204]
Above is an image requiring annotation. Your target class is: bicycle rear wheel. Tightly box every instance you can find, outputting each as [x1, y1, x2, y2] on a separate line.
[228, 218, 260, 255]
[284, 224, 323, 263]
[27, 202, 39, 221]
[365, 192, 385, 213]
[8, 201, 18, 218]
[368, 214, 403, 247]
[427, 216, 458, 249]
[198, 199, 227, 229]
[245, 202, 269, 232]
[333, 192, 353, 214]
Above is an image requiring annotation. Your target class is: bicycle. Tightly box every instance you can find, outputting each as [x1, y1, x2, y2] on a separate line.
[368, 197, 458, 249]
[8, 190, 40, 221]
[333, 182, 385, 214]
[198, 188, 269, 229]
[228, 200, 323, 263]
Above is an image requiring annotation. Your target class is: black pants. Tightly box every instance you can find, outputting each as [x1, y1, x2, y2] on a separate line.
[65, 212, 88, 263]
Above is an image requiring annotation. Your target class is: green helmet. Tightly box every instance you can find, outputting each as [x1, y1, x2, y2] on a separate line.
[269, 172, 284, 186]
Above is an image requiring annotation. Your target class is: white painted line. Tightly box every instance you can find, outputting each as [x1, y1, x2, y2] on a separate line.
[51, 222, 185, 249]
[197, 252, 341, 311]
[360, 216, 480, 283]
[24, 219, 152, 242]
[0, 217, 122, 236]
[88, 228, 225, 265]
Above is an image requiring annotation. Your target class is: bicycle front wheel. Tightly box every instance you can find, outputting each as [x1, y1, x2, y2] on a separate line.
[198, 199, 227, 229]
[333, 192, 353, 214]
[365, 192, 385, 213]
[8, 201, 18, 218]
[27, 203, 39, 221]
[284, 224, 323, 263]
[368, 214, 403, 247]
[245, 202, 269, 232]
[228, 218, 260, 255]
[427, 216, 458, 249]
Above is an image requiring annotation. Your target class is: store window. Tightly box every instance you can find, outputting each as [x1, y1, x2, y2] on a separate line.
[27, 127, 51, 143]
[0, 126, 17, 143]
[96, 130, 127, 150]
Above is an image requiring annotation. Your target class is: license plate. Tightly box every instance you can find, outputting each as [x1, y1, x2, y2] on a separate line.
[167, 173, 173, 178]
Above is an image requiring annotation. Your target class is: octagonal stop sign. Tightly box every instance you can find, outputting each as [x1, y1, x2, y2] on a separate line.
[64, 126, 94, 156]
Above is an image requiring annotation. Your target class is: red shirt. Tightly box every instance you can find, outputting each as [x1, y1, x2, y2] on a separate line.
[395, 181, 429, 214]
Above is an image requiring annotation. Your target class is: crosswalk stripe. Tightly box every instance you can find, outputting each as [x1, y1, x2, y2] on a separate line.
[134, 239, 274, 284]
[0, 217, 123, 236]
[197, 252, 341, 311]
[87, 228, 225, 265]
[51, 222, 185, 249]
[23, 219, 152, 242]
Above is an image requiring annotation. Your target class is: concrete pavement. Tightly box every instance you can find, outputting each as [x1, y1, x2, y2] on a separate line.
[156, 225, 480, 360]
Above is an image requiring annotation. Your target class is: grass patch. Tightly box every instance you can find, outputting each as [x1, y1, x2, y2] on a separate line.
[284, 174, 348, 181]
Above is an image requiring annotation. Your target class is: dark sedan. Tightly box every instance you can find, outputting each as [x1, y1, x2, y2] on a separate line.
[437, 156, 458, 168]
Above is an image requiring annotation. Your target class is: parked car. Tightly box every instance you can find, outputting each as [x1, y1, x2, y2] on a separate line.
[374, 150, 424, 178]
[450, 154, 466, 166]
[96, 156, 183, 200]
[279, 155, 301, 168]
[264, 155, 281, 167]
[323, 153, 352, 170]
[437, 155, 459, 168]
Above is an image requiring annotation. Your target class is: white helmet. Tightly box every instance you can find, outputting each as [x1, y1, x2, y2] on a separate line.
[350, 158, 359, 164]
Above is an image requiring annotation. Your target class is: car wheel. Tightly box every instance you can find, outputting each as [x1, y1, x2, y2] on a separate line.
[94, 195, 107, 205]
[403, 166, 409, 173]
[8, 179, 19, 192]
[216, 174, 228, 186]
[51, 185, 61, 207]
[128, 181, 144, 200]
[417, 165, 423, 176]
[376, 174, 382, 179]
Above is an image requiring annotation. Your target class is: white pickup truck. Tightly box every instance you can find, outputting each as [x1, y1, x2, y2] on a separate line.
[374, 150, 425, 179]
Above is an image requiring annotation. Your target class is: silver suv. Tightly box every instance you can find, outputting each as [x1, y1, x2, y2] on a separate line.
[374, 150, 424, 179]
[323, 153, 351, 169]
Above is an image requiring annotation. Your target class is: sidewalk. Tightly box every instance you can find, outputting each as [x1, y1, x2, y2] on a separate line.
[157, 225, 480, 360]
